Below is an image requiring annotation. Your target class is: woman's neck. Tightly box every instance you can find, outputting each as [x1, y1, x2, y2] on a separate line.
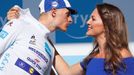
[96, 34, 106, 58]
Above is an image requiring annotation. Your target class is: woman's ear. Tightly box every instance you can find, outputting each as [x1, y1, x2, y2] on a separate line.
[51, 8, 57, 17]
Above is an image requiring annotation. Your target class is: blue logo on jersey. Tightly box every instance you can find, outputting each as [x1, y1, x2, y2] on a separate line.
[28, 47, 48, 63]
[0, 30, 8, 39]
[0, 53, 10, 71]
[27, 57, 42, 70]
[15, 58, 40, 75]
[44, 42, 52, 59]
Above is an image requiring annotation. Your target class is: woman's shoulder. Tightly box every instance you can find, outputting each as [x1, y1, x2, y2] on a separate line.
[120, 49, 133, 58]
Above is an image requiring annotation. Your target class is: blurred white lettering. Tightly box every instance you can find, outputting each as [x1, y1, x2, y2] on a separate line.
[0, 17, 7, 26]
[72, 14, 89, 28]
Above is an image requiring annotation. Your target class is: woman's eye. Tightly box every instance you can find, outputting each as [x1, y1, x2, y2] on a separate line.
[92, 18, 95, 21]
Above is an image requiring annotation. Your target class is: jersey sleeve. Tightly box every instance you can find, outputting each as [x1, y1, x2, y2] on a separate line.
[0, 19, 23, 55]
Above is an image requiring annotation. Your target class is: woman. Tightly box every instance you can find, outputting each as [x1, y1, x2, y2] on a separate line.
[6, 3, 134, 75]
[77, 3, 134, 75]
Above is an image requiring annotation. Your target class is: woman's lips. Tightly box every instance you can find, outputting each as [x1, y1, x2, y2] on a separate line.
[88, 26, 93, 30]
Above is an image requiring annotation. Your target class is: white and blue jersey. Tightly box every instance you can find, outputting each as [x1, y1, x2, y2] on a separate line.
[0, 6, 55, 75]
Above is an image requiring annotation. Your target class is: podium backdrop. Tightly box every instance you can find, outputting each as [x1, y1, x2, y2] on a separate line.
[0, 0, 134, 65]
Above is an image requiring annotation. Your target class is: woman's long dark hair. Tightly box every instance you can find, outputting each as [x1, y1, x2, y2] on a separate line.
[84, 3, 130, 75]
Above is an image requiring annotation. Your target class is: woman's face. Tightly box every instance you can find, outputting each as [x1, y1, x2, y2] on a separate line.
[86, 8, 105, 37]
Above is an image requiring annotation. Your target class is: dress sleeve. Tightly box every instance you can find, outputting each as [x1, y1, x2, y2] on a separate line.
[125, 57, 134, 75]
[80, 60, 88, 71]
